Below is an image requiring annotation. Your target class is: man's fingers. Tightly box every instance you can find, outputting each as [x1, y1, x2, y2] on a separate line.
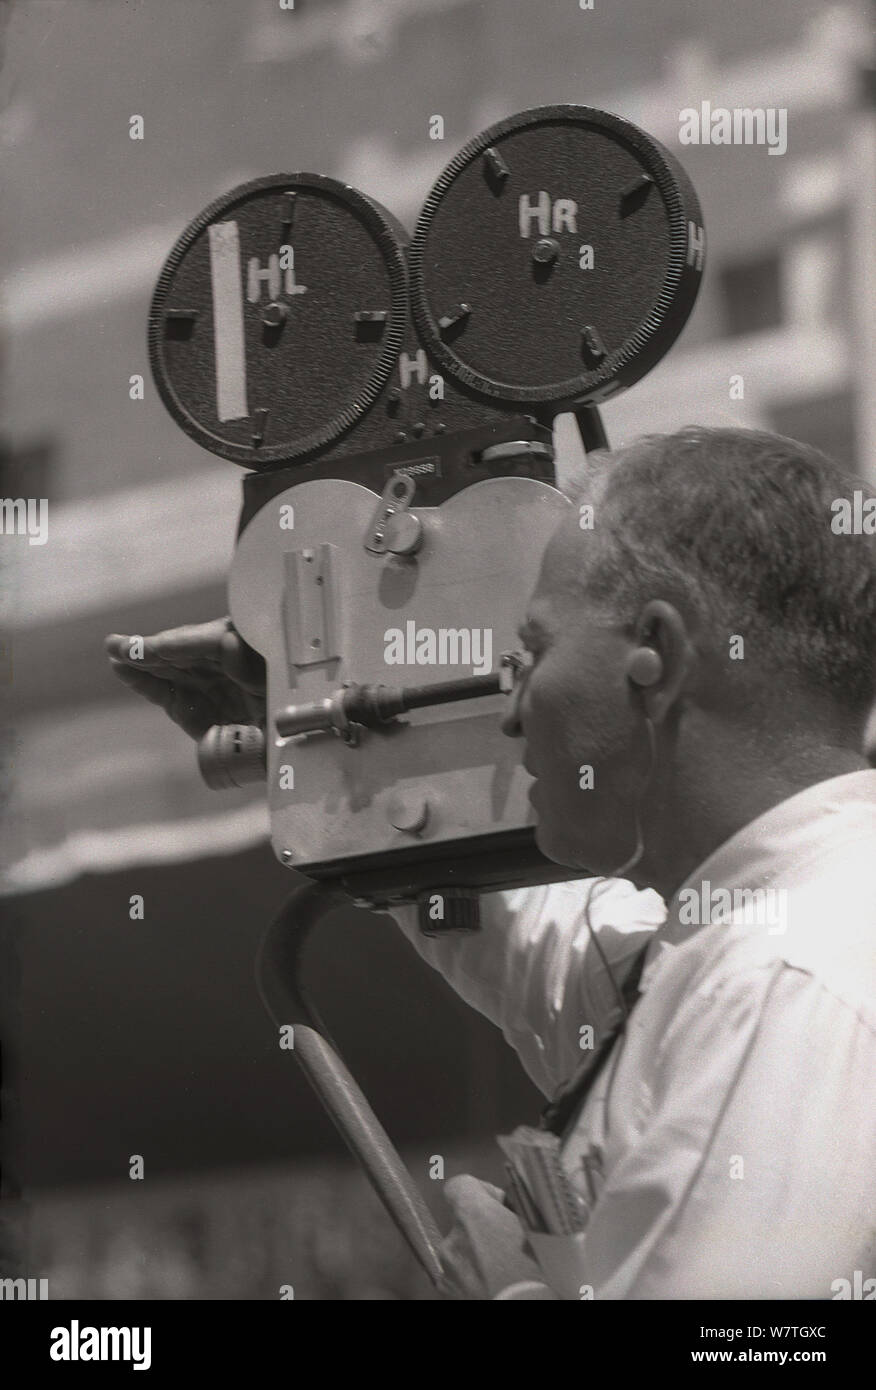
[104, 634, 131, 660]
[107, 659, 212, 739]
[108, 658, 181, 709]
[105, 622, 265, 701]
[437, 1174, 541, 1300]
[105, 631, 240, 698]
[493, 1281, 558, 1300]
[443, 1174, 508, 1213]
[138, 618, 231, 663]
[107, 652, 229, 700]
[108, 659, 177, 711]
[104, 620, 262, 736]
[105, 619, 231, 668]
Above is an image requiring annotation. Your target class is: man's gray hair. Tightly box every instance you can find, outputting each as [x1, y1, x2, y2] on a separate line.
[564, 425, 876, 714]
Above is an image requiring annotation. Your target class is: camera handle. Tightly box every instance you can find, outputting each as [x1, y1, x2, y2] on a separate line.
[254, 877, 446, 1286]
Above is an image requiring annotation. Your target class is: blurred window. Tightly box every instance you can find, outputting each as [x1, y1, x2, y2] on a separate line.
[718, 252, 783, 337]
[246, 0, 480, 65]
[0, 436, 56, 501]
[769, 389, 857, 475]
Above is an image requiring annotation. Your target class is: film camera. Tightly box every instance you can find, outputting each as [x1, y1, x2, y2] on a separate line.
[149, 105, 705, 926]
[147, 104, 706, 1277]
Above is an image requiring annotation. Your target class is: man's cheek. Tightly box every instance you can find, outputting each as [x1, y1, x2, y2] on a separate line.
[524, 670, 566, 736]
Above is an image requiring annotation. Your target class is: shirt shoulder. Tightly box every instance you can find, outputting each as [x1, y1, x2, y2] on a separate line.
[653, 843, 876, 1033]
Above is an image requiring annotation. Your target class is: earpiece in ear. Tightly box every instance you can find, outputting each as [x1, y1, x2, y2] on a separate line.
[626, 646, 663, 687]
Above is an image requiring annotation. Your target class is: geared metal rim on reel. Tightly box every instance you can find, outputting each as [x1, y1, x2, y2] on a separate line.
[407, 104, 702, 405]
[148, 172, 410, 468]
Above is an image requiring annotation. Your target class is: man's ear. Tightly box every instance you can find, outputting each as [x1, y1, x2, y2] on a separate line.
[630, 599, 695, 725]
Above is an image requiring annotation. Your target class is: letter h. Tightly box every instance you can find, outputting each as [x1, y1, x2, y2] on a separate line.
[686, 222, 705, 271]
[247, 254, 282, 303]
[399, 349, 428, 388]
[519, 191, 551, 238]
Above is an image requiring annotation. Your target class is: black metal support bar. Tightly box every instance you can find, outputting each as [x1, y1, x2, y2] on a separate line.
[574, 404, 610, 454]
[254, 878, 446, 1286]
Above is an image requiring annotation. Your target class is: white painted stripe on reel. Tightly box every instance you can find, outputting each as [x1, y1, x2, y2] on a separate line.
[208, 221, 249, 422]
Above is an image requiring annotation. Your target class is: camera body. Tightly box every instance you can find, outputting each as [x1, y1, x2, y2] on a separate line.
[149, 105, 705, 909]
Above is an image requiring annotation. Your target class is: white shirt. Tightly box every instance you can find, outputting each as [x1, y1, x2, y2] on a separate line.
[391, 770, 876, 1298]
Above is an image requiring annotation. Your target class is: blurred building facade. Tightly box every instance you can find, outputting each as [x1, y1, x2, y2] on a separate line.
[2, 0, 873, 893]
[1, 0, 873, 1295]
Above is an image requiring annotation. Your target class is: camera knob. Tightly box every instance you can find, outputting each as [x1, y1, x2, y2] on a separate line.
[261, 301, 288, 328]
[386, 792, 430, 834]
[383, 510, 423, 556]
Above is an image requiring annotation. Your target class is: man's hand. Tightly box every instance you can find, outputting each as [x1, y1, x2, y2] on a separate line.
[436, 1175, 556, 1300]
[104, 618, 266, 742]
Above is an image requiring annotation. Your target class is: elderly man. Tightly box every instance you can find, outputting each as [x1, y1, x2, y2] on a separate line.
[107, 425, 876, 1300]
